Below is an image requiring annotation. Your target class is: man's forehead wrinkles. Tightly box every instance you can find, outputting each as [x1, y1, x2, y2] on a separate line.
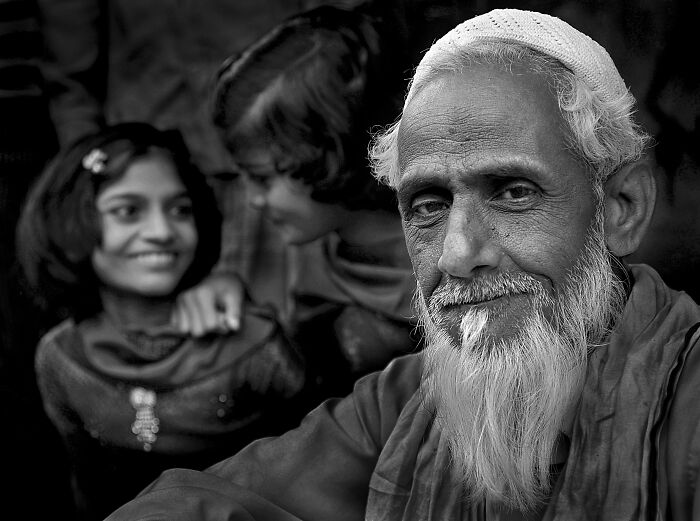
[397, 120, 502, 176]
[401, 102, 500, 136]
[399, 114, 511, 162]
[397, 156, 552, 193]
[397, 136, 464, 175]
[400, 135, 473, 163]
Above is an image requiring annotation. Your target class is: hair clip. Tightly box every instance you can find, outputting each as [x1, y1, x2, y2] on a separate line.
[82, 148, 108, 174]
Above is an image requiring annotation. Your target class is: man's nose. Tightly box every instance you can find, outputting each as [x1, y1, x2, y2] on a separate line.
[437, 208, 503, 278]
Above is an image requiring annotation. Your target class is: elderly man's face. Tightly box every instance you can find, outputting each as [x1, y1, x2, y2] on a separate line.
[396, 64, 597, 341]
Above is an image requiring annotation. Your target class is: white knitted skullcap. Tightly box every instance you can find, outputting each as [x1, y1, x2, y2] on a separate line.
[407, 9, 627, 107]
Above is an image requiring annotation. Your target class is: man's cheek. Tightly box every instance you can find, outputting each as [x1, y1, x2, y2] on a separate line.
[404, 227, 443, 300]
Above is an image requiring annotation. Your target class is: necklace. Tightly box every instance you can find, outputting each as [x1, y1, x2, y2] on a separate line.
[129, 386, 159, 451]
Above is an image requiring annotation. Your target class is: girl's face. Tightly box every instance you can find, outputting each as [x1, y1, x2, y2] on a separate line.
[234, 144, 351, 245]
[91, 153, 198, 297]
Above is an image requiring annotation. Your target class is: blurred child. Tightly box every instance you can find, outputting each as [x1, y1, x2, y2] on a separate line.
[211, 6, 420, 398]
[17, 122, 305, 521]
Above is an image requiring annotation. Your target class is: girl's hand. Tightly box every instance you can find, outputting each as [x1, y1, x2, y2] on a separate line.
[172, 272, 244, 337]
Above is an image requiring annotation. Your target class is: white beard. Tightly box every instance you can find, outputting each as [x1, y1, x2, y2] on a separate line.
[417, 206, 626, 511]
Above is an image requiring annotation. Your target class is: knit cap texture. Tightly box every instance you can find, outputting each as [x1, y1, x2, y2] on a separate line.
[407, 9, 627, 107]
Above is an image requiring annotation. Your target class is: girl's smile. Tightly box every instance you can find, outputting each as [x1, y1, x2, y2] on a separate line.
[92, 153, 198, 297]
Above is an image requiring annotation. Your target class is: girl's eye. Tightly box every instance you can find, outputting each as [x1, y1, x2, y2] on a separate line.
[108, 205, 140, 221]
[169, 201, 194, 218]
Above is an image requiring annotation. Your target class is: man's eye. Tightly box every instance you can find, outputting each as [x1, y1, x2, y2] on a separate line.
[410, 194, 450, 217]
[497, 184, 538, 201]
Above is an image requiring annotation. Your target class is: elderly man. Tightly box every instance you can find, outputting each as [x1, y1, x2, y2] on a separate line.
[106, 9, 700, 521]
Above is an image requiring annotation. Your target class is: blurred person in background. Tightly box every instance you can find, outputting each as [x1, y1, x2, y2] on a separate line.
[18, 122, 307, 521]
[36, 0, 370, 338]
[210, 6, 421, 400]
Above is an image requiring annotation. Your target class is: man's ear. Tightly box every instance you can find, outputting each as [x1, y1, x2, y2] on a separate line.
[603, 160, 656, 257]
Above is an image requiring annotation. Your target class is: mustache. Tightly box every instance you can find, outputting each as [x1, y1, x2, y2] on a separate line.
[428, 272, 546, 310]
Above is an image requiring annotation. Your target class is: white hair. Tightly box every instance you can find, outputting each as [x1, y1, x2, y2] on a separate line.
[371, 41, 650, 187]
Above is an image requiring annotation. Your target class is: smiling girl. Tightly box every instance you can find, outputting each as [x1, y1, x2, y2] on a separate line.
[18, 123, 306, 521]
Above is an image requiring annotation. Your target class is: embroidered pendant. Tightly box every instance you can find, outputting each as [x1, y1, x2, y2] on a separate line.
[129, 387, 159, 451]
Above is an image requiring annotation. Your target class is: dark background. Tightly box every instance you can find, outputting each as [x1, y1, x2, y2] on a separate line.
[1, 0, 696, 517]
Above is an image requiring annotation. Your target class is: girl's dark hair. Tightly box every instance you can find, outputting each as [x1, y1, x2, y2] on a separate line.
[17, 122, 222, 319]
[213, 5, 403, 211]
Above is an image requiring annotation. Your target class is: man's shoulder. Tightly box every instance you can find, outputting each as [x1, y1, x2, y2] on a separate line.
[328, 353, 424, 450]
[355, 353, 423, 407]
[630, 265, 700, 516]
[626, 264, 700, 337]
[662, 322, 700, 517]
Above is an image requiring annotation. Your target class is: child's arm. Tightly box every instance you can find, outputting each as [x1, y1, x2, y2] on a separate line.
[171, 272, 244, 336]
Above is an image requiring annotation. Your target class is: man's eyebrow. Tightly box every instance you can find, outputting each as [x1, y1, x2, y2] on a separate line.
[479, 163, 550, 181]
[397, 160, 551, 193]
[396, 170, 444, 195]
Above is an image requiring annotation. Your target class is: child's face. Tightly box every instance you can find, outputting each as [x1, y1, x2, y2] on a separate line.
[91, 153, 198, 297]
[234, 144, 350, 245]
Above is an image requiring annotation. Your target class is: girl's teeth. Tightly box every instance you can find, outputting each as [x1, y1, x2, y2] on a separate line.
[135, 252, 176, 265]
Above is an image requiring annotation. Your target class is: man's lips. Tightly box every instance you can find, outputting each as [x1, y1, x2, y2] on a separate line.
[441, 291, 530, 309]
[438, 293, 536, 324]
[436, 293, 536, 341]
[442, 294, 517, 315]
[445, 294, 510, 307]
